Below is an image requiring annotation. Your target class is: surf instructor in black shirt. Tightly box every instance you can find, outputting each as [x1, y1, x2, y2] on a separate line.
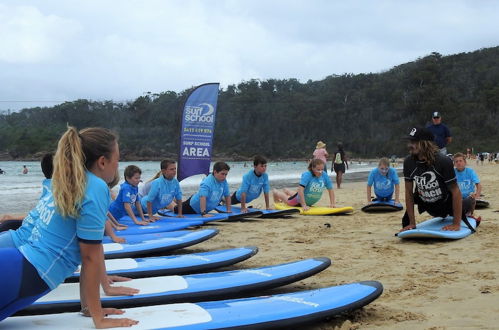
[400, 127, 464, 232]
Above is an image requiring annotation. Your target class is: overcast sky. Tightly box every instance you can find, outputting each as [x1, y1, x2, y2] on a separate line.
[1, 0, 498, 111]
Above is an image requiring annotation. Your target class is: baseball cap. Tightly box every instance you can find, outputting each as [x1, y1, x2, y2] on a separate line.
[406, 127, 434, 141]
[432, 111, 441, 118]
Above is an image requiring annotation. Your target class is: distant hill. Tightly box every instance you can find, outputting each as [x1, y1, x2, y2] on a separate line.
[1, 46, 498, 160]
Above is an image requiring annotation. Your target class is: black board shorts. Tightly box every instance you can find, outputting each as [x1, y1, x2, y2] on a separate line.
[333, 163, 345, 173]
[230, 192, 240, 205]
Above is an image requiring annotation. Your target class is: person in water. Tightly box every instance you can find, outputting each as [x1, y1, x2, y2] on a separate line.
[231, 155, 271, 212]
[273, 159, 335, 211]
[176, 162, 231, 217]
[0, 126, 139, 327]
[366, 157, 400, 204]
[400, 127, 469, 233]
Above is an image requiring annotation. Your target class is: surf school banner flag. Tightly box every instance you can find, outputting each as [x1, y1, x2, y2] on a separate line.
[178, 83, 220, 181]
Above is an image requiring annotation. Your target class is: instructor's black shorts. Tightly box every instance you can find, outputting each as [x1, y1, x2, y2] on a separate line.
[402, 194, 471, 227]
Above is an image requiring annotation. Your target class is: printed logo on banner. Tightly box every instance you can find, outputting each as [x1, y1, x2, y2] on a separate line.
[184, 103, 215, 123]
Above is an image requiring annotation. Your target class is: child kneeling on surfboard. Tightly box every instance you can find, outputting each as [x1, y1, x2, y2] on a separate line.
[230, 155, 271, 213]
[453, 152, 482, 217]
[273, 159, 335, 211]
[400, 127, 473, 233]
[175, 162, 232, 217]
[366, 157, 400, 204]
[109, 165, 149, 226]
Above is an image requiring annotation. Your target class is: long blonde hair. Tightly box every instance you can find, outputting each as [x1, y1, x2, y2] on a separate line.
[146, 170, 162, 184]
[52, 126, 117, 218]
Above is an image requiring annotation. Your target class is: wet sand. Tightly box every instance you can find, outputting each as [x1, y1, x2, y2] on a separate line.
[183, 163, 498, 329]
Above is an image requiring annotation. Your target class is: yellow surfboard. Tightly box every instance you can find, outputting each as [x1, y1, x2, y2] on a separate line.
[274, 203, 354, 215]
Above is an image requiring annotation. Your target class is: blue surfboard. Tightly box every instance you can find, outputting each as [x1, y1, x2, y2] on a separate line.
[22, 258, 331, 314]
[104, 229, 219, 259]
[361, 200, 403, 212]
[66, 246, 258, 282]
[8, 281, 383, 329]
[157, 210, 230, 223]
[216, 205, 299, 218]
[113, 219, 203, 236]
[397, 216, 478, 239]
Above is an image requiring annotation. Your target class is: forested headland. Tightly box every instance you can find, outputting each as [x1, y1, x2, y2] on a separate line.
[1, 46, 498, 161]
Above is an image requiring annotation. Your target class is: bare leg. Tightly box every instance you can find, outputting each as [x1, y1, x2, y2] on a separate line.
[273, 189, 292, 204]
[336, 171, 343, 188]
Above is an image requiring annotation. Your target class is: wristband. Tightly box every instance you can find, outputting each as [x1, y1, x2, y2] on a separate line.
[201, 211, 207, 215]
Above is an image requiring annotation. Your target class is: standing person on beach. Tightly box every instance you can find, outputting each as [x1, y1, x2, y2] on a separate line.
[0, 127, 138, 327]
[332, 142, 348, 188]
[426, 111, 452, 156]
[313, 141, 328, 174]
[273, 159, 335, 211]
[231, 155, 271, 213]
[400, 127, 469, 232]
[366, 157, 400, 204]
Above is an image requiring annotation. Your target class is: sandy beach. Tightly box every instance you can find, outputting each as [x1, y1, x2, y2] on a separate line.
[182, 162, 498, 329]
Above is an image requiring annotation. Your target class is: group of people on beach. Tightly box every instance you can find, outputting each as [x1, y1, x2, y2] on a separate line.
[0, 110, 484, 327]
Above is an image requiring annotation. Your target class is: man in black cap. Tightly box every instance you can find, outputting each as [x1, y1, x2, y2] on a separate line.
[400, 126, 468, 232]
[426, 111, 451, 155]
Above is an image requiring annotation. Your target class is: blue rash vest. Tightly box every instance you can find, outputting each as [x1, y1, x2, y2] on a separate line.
[19, 172, 109, 289]
[140, 176, 182, 214]
[299, 171, 333, 206]
[190, 174, 230, 213]
[236, 170, 270, 203]
[109, 181, 140, 220]
[454, 167, 480, 198]
[367, 167, 399, 198]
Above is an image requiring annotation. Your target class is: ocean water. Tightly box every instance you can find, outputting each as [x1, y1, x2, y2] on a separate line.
[0, 160, 375, 214]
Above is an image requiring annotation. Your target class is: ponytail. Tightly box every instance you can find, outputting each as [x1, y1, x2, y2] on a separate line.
[52, 126, 117, 218]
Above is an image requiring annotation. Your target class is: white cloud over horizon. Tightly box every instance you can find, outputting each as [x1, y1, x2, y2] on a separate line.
[1, 0, 498, 111]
